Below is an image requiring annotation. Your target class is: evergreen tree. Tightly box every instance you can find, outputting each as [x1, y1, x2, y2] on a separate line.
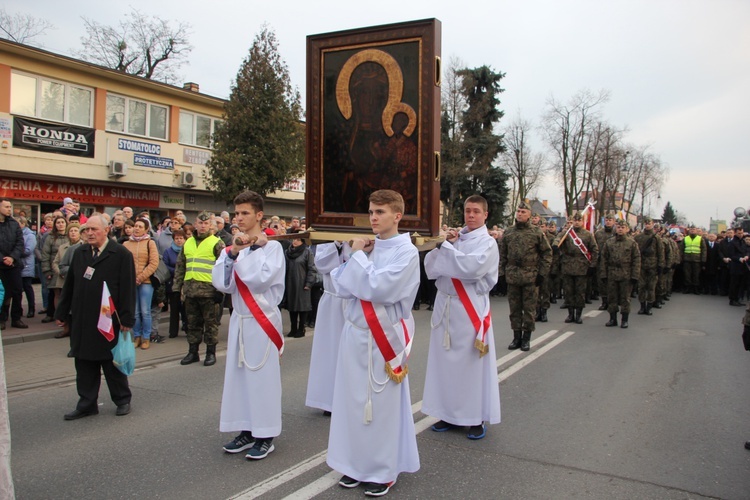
[206, 26, 304, 202]
[661, 201, 677, 225]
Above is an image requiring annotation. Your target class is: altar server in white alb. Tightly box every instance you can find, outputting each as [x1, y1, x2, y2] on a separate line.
[328, 189, 420, 498]
[212, 190, 285, 461]
[422, 194, 501, 440]
[305, 241, 351, 414]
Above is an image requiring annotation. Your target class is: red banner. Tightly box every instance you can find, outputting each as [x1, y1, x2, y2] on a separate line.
[0, 176, 160, 208]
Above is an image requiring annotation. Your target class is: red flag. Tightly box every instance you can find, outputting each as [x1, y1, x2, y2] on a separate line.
[97, 281, 116, 341]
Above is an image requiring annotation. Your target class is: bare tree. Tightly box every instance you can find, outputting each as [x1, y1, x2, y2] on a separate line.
[583, 121, 627, 216]
[77, 8, 192, 83]
[540, 88, 610, 215]
[0, 7, 53, 45]
[440, 56, 468, 226]
[501, 114, 547, 213]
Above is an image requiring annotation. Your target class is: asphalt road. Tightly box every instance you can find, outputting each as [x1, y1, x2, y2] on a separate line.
[9, 293, 750, 499]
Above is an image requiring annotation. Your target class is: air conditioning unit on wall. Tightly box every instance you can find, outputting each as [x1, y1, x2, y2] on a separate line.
[181, 171, 196, 187]
[109, 161, 128, 177]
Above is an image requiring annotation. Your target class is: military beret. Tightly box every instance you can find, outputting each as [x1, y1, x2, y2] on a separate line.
[518, 201, 532, 211]
[605, 212, 616, 219]
[196, 210, 214, 221]
[547, 221, 557, 227]
[615, 219, 628, 227]
[643, 217, 653, 223]
[531, 212, 540, 218]
[539, 217, 547, 224]
[571, 212, 583, 221]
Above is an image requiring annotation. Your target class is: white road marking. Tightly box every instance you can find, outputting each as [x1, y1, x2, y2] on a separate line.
[230, 328, 575, 500]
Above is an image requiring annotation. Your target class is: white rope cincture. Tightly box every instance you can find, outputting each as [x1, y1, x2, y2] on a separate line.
[236, 314, 271, 371]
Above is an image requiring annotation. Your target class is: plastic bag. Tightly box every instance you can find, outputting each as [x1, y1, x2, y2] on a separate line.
[112, 330, 136, 376]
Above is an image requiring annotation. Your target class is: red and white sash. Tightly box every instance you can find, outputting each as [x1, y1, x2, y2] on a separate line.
[451, 278, 491, 357]
[568, 228, 592, 262]
[234, 270, 284, 356]
[360, 300, 412, 383]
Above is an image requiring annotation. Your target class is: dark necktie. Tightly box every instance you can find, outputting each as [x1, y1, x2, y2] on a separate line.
[93, 247, 99, 259]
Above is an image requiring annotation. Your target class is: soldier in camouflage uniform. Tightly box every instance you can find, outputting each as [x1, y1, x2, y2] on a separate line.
[546, 221, 561, 305]
[594, 213, 617, 311]
[535, 217, 550, 323]
[601, 219, 641, 328]
[634, 217, 665, 316]
[665, 232, 680, 297]
[553, 212, 599, 324]
[499, 201, 552, 351]
[654, 225, 670, 306]
[173, 211, 226, 366]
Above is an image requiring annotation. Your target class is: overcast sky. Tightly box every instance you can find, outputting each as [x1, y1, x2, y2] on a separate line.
[8, 0, 749, 226]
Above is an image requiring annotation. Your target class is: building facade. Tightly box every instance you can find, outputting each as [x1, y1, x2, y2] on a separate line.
[0, 39, 303, 228]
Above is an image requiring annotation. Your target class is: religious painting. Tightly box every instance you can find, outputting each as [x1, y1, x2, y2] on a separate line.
[306, 19, 442, 235]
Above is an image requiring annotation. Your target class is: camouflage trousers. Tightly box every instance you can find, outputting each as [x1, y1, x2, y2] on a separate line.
[184, 295, 219, 346]
[537, 277, 550, 310]
[657, 272, 668, 298]
[548, 274, 561, 299]
[607, 280, 633, 313]
[638, 268, 658, 303]
[562, 275, 587, 308]
[507, 283, 538, 332]
[598, 276, 608, 302]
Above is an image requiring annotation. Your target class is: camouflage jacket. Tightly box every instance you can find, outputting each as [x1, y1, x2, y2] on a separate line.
[173, 233, 225, 298]
[546, 231, 560, 273]
[553, 227, 599, 276]
[499, 221, 552, 286]
[601, 234, 641, 282]
[595, 226, 616, 277]
[634, 229, 664, 270]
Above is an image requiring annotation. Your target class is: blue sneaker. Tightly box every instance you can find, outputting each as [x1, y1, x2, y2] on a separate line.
[246, 438, 275, 460]
[467, 423, 486, 440]
[431, 420, 457, 432]
[223, 432, 254, 453]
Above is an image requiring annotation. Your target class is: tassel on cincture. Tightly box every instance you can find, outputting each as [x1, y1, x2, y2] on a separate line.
[363, 399, 372, 424]
[474, 339, 489, 358]
[443, 330, 451, 350]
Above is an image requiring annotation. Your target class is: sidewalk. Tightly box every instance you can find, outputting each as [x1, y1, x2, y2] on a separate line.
[1, 283, 237, 393]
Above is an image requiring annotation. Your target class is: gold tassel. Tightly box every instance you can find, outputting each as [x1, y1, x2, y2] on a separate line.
[443, 329, 451, 350]
[385, 363, 408, 384]
[363, 398, 372, 424]
[474, 339, 489, 358]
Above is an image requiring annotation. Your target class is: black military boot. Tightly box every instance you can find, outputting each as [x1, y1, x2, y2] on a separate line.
[575, 308, 583, 324]
[550, 293, 557, 304]
[540, 309, 548, 322]
[535, 307, 542, 321]
[508, 330, 522, 350]
[651, 300, 662, 309]
[637, 302, 647, 315]
[645, 302, 653, 316]
[620, 313, 629, 328]
[605, 312, 618, 327]
[598, 301, 608, 311]
[204, 344, 217, 366]
[564, 308, 575, 323]
[520, 331, 532, 351]
[180, 343, 200, 365]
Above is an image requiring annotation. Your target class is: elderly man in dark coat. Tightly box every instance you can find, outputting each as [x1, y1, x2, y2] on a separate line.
[284, 238, 316, 338]
[55, 214, 136, 420]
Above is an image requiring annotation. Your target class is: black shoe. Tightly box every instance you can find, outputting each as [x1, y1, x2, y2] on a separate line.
[67, 349, 73, 358]
[598, 303, 608, 311]
[115, 403, 131, 416]
[364, 482, 394, 497]
[564, 308, 575, 323]
[575, 308, 583, 324]
[620, 313, 629, 329]
[38, 308, 47, 315]
[64, 408, 99, 420]
[535, 308, 542, 321]
[323, 410, 331, 417]
[508, 330, 522, 350]
[0, 323, 5, 331]
[339, 475, 361, 489]
[245, 438, 275, 460]
[412, 304, 420, 311]
[223, 432, 255, 453]
[550, 296, 557, 304]
[730, 300, 741, 306]
[540, 309, 548, 322]
[427, 305, 433, 311]
[637, 302, 647, 315]
[605, 313, 618, 327]
[168, 332, 178, 338]
[180, 344, 200, 365]
[651, 302, 661, 309]
[289, 331, 305, 338]
[41, 316, 55, 323]
[520, 331, 531, 352]
[745, 441, 750, 451]
[26, 310, 35, 318]
[11, 319, 28, 329]
[204, 345, 217, 366]
[645, 303, 653, 316]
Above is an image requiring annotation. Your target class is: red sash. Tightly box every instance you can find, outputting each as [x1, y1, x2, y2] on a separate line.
[361, 300, 411, 383]
[451, 278, 491, 357]
[568, 229, 592, 262]
[234, 271, 284, 355]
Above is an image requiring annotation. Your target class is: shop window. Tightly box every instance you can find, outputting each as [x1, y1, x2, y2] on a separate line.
[179, 110, 221, 148]
[106, 93, 168, 140]
[10, 71, 93, 127]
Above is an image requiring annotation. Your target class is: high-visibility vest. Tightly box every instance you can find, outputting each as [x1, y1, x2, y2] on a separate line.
[183, 234, 220, 282]
[684, 235, 702, 255]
